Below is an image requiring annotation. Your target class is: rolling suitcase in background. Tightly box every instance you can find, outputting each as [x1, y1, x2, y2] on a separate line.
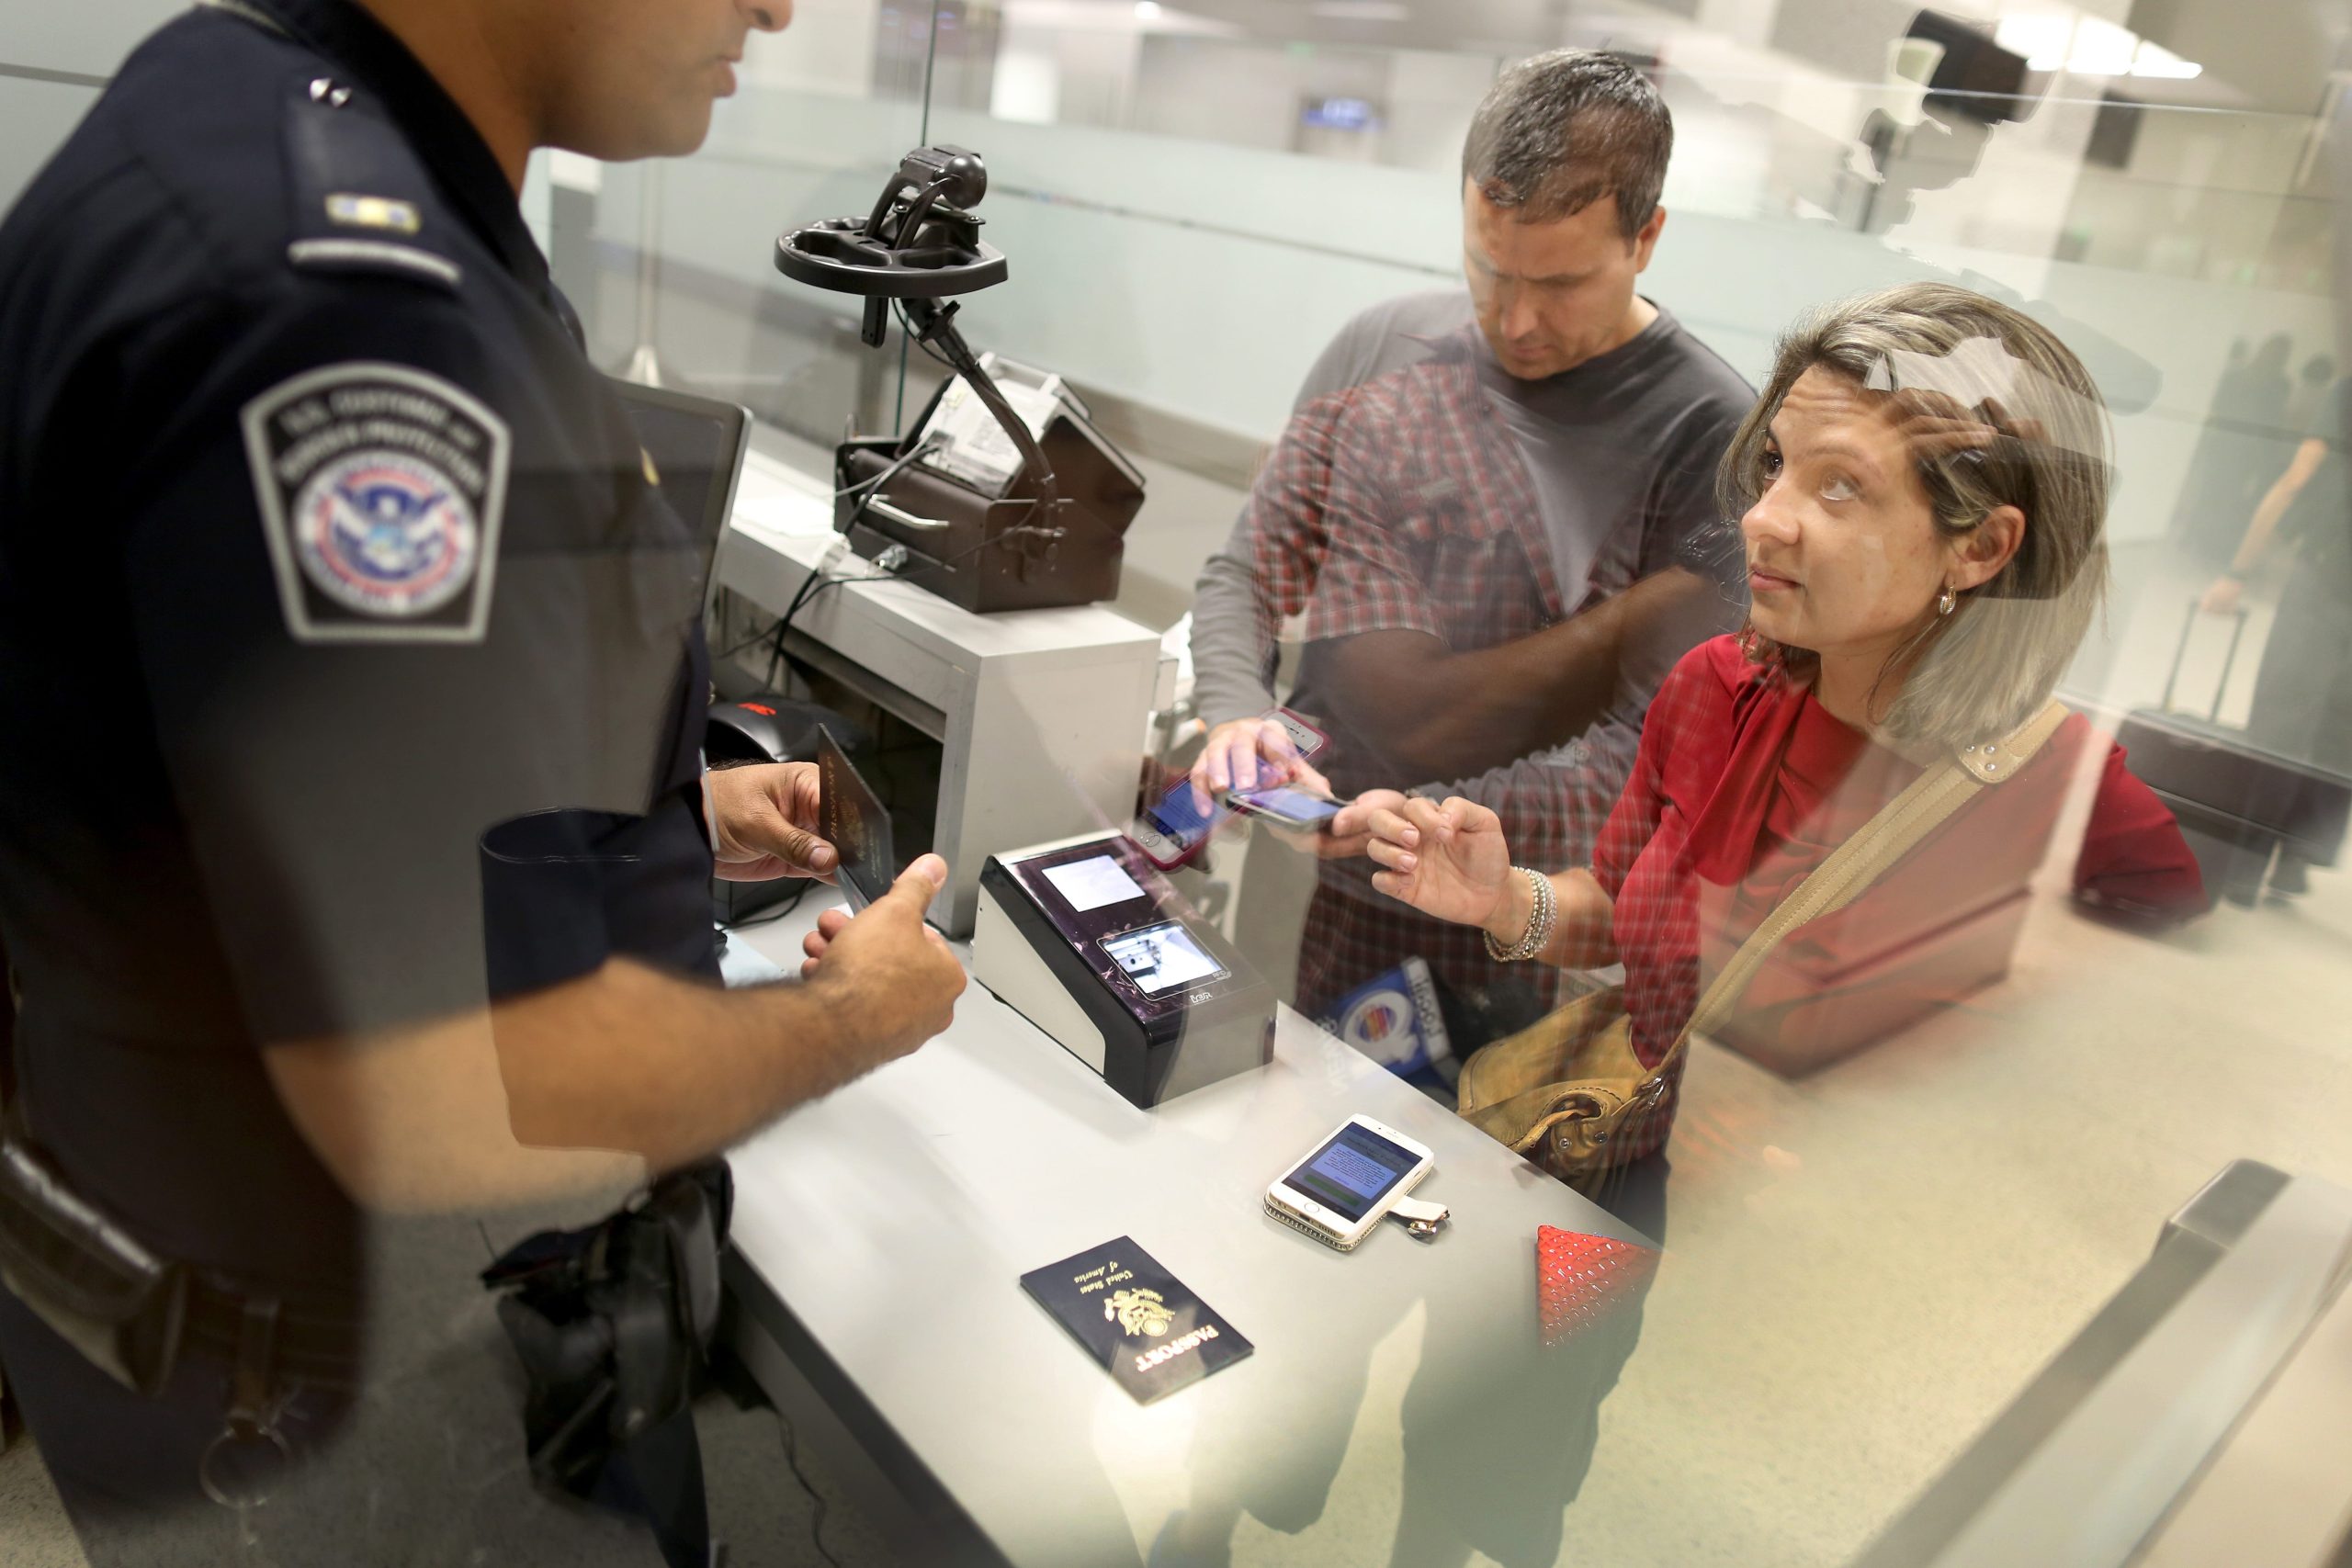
[2112, 602, 2352, 907]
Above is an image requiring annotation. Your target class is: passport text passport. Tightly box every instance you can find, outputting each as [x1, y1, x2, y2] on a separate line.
[1019, 1236, 1252, 1404]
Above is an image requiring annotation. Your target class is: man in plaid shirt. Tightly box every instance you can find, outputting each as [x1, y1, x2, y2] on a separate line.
[1187, 51, 1751, 1047]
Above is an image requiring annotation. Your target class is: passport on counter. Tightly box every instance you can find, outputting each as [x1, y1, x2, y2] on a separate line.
[1019, 1236, 1252, 1404]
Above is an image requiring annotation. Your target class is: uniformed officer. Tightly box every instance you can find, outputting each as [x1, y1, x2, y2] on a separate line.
[0, 0, 967, 1560]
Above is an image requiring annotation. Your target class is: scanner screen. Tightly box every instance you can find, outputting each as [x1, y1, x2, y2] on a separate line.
[1102, 920, 1227, 997]
[1043, 854, 1148, 913]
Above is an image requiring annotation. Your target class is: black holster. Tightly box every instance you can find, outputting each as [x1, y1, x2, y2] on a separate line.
[481, 1160, 732, 1568]
[0, 1117, 187, 1396]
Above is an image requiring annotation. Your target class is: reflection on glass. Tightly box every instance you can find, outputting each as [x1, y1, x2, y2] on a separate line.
[6, 0, 2351, 1562]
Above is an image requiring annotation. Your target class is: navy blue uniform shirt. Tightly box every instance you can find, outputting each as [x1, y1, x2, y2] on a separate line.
[0, 0, 719, 1295]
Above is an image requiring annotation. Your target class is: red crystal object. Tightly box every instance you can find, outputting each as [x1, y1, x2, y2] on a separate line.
[1537, 1224, 1658, 1347]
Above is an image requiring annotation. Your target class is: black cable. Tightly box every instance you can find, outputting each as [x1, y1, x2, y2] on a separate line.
[891, 299, 962, 373]
[721, 878, 812, 930]
[834, 433, 939, 509]
[763, 558, 838, 685]
[714, 615, 785, 664]
[738, 484, 1056, 694]
[740, 433, 945, 686]
[775, 1408, 845, 1568]
[769, 510, 1042, 661]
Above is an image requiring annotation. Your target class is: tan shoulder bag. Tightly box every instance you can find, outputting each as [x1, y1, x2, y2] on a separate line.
[1455, 700, 2069, 1187]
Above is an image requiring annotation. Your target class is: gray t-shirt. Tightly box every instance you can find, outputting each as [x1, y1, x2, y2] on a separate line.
[1188, 288, 1752, 852]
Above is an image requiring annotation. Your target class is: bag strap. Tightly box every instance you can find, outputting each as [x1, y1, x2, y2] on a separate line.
[1664, 697, 2070, 1065]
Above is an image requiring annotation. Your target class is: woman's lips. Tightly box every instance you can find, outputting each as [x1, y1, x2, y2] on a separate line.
[1749, 567, 1799, 594]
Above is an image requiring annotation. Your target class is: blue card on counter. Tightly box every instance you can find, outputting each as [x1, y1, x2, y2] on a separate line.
[1318, 956, 1452, 1077]
[1019, 1236, 1251, 1404]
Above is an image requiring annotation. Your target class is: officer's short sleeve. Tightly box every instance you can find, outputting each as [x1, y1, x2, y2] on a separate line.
[119, 281, 675, 1044]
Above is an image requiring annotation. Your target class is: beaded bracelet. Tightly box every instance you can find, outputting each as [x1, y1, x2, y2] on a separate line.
[1483, 866, 1555, 963]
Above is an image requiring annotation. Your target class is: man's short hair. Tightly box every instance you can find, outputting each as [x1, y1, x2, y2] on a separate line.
[1461, 50, 1672, 243]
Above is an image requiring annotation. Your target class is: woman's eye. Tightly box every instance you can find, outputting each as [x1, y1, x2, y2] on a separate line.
[1760, 449, 1783, 479]
[1821, 472, 1858, 502]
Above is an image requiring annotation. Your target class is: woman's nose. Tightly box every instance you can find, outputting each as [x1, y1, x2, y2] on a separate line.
[1742, 488, 1800, 547]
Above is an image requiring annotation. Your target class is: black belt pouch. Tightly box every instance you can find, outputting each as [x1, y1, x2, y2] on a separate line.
[0, 1128, 187, 1395]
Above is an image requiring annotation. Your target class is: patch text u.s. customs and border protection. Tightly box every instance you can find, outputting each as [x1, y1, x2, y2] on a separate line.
[240, 362, 510, 642]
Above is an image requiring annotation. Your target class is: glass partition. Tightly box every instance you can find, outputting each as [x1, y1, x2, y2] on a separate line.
[563, 3, 2352, 1562]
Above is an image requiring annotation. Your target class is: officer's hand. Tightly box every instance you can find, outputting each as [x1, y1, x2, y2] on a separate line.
[2200, 576, 2245, 616]
[796, 872, 955, 975]
[710, 762, 838, 883]
[801, 855, 966, 1063]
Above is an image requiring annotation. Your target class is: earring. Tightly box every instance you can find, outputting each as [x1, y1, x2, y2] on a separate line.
[1937, 583, 1957, 616]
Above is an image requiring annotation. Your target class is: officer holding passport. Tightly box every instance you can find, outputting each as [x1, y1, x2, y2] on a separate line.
[0, 0, 962, 1560]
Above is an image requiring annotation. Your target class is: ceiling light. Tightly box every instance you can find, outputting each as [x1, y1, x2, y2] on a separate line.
[2067, 17, 2137, 75]
[1311, 1, 1413, 19]
[2130, 40, 2203, 80]
[1994, 16, 2073, 73]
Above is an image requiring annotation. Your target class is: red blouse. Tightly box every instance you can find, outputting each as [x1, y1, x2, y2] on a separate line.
[1588, 637, 2203, 1157]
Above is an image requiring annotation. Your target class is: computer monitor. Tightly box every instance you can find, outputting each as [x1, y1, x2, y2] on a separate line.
[610, 378, 752, 615]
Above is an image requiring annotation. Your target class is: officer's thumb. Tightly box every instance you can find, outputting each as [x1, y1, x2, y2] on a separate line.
[774, 823, 835, 873]
[887, 854, 950, 915]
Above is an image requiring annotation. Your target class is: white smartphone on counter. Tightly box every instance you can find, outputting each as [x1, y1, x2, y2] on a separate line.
[1264, 1115, 1434, 1252]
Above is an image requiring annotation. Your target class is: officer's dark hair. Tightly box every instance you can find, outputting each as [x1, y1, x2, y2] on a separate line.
[1461, 50, 1672, 243]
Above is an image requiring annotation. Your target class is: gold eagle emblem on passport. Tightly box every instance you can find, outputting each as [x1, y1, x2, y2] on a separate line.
[1104, 1287, 1174, 1338]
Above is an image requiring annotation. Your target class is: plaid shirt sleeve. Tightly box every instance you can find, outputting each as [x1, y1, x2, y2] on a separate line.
[1425, 625, 1718, 888]
[1427, 724, 1632, 889]
[1419, 389, 1744, 877]
[1218, 382, 1441, 663]
[1292, 385, 1445, 646]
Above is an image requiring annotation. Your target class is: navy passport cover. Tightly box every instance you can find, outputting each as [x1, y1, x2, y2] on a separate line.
[1020, 1236, 1252, 1404]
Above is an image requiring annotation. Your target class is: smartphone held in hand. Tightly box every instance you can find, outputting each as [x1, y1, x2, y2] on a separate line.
[1227, 784, 1344, 832]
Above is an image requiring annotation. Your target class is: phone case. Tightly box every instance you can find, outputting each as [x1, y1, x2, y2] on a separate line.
[1129, 776, 1221, 871]
[1264, 1193, 1359, 1252]
[1129, 819, 1209, 873]
[1272, 708, 1330, 761]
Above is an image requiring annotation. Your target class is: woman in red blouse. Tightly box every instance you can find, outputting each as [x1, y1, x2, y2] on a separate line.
[1363, 283, 2202, 1165]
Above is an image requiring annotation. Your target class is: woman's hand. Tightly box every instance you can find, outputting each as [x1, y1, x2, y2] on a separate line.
[1363, 795, 1516, 933]
[1272, 783, 1402, 861]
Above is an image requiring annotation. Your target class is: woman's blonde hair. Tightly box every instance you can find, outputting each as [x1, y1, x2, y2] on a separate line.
[1717, 281, 2111, 750]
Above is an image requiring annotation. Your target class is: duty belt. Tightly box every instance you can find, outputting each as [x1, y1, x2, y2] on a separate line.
[0, 1114, 363, 1397]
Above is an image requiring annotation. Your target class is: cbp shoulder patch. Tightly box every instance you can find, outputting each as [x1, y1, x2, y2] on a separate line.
[240, 363, 510, 642]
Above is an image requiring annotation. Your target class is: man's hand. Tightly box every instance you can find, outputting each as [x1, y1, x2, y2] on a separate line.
[1363, 795, 1515, 932]
[2200, 576, 2244, 616]
[1189, 716, 1306, 812]
[799, 855, 966, 1066]
[709, 761, 838, 883]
